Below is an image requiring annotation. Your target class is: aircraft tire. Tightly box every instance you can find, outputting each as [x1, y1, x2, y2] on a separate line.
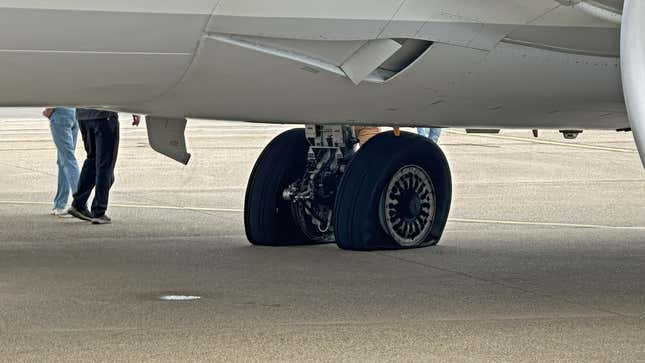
[333, 131, 452, 251]
[244, 128, 313, 246]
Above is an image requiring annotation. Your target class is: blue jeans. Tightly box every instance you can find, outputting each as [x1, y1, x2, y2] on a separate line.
[49, 113, 80, 209]
[417, 128, 442, 143]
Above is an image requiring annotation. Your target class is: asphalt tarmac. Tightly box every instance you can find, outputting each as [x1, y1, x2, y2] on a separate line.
[1, 109, 645, 362]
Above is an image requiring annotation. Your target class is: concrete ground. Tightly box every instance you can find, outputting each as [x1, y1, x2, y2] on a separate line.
[1, 109, 644, 362]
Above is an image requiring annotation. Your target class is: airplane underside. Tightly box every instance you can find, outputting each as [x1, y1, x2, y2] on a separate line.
[0, 0, 642, 250]
[0, 0, 630, 130]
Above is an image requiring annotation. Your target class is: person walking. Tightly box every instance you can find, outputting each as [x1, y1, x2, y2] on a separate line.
[43, 107, 80, 216]
[68, 109, 140, 225]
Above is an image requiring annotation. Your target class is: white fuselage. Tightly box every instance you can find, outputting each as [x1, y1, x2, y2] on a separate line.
[0, 0, 626, 129]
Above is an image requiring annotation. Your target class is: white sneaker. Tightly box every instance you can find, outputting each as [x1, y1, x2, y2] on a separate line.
[50, 208, 69, 217]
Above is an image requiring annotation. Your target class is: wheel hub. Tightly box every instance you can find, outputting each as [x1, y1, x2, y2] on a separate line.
[398, 190, 422, 219]
[382, 165, 436, 247]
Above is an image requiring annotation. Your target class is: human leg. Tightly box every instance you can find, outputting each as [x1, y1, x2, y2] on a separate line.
[53, 116, 80, 198]
[417, 127, 442, 143]
[72, 119, 97, 211]
[417, 127, 430, 138]
[49, 120, 72, 210]
[91, 117, 120, 218]
[428, 128, 442, 143]
[53, 151, 70, 210]
[65, 118, 80, 193]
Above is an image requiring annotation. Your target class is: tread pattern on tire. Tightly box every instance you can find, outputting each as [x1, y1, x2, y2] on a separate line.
[244, 128, 313, 246]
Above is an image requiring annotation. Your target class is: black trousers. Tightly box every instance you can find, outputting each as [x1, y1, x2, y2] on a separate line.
[72, 117, 120, 217]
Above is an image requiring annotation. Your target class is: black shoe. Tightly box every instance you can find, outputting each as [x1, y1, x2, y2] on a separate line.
[91, 215, 112, 225]
[68, 206, 93, 222]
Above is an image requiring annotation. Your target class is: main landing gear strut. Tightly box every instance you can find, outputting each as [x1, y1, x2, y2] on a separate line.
[244, 125, 452, 251]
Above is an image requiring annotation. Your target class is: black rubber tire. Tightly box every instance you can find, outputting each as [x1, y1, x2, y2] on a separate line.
[333, 131, 452, 251]
[244, 128, 314, 246]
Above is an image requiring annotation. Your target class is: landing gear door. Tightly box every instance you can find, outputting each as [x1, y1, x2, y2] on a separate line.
[146, 116, 191, 165]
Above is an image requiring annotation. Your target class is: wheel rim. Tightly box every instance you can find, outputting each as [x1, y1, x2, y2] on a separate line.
[381, 165, 436, 247]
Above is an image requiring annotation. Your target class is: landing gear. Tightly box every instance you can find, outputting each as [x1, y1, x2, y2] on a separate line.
[244, 126, 355, 245]
[281, 125, 357, 242]
[334, 132, 451, 250]
[244, 127, 452, 251]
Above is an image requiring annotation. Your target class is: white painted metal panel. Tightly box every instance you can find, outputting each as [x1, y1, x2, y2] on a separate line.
[381, 0, 558, 47]
[208, 0, 405, 40]
[0, 1, 218, 107]
[213, 0, 404, 19]
[341, 39, 401, 85]
[531, 4, 619, 27]
[621, 0, 645, 168]
[0, 0, 630, 133]
[0, 1, 216, 14]
[139, 38, 626, 130]
[146, 116, 191, 165]
[0, 52, 192, 106]
[0, 8, 209, 53]
[215, 36, 366, 67]
[384, 0, 558, 25]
